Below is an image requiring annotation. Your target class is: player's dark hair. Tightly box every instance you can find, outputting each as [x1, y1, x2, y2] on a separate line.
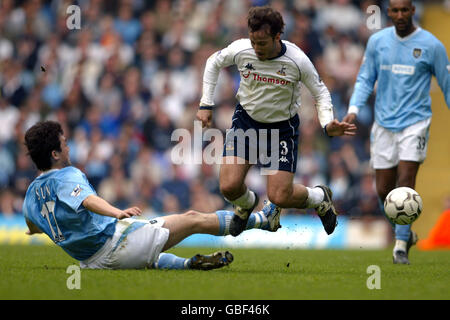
[247, 6, 285, 38]
[389, 0, 413, 7]
[24, 121, 63, 171]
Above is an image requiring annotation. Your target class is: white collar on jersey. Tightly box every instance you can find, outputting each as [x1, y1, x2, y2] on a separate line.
[39, 168, 60, 177]
[394, 26, 422, 42]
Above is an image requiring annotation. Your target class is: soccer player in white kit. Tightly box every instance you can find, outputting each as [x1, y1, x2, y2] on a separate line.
[22, 121, 282, 270]
[196, 6, 356, 237]
[343, 0, 450, 264]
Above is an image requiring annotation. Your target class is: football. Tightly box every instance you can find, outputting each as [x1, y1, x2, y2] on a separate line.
[384, 187, 423, 225]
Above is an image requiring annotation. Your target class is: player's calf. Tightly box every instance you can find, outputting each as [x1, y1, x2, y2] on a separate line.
[267, 186, 293, 208]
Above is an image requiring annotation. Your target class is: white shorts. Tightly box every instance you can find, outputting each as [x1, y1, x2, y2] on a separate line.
[370, 118, 431, 169]
[80, 217, 169, 269]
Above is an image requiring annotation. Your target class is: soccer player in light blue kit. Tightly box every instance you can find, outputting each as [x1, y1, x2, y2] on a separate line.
[23, 121, 281, 270]
[344, 0, 450, 264]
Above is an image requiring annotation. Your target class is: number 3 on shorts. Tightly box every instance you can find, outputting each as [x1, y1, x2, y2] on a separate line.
[280, 140, 288, 156]
[416, 136, 426, 151]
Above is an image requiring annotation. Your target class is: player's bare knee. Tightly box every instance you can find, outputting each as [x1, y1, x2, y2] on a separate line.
[180, 210, 202, 229]
[183, 210, 200, 217]
[219, 181, 243, 200]
[182, 210, 209, 232]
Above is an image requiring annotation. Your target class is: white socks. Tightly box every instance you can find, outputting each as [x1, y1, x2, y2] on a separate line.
[227, 188, 256, 209]
[229, 187, 323, 210]
[305, 187, 325, 208]
[394, 240, 407, 252]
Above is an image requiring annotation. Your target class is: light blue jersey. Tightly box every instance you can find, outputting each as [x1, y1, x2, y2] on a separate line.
[349, 27, 450, 131]
[23, 167, 117, 261]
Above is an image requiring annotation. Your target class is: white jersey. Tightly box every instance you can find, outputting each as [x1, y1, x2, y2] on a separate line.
[200, 39, 334, 126]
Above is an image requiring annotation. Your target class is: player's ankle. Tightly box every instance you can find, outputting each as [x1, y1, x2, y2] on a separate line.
[394, 239, 407, 252]
[228, 189, 256, 209]
[305, 187, 325, 208]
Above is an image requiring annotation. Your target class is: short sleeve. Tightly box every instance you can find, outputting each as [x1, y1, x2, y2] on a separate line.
[55, 168, 96, 213]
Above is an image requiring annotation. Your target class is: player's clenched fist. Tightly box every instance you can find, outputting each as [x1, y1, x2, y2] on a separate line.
[196, 109, 213, 128]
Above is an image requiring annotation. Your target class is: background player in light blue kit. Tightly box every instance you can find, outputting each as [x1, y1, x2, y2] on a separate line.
[23, 121, 281, 270]
[344, 0, 449, 264]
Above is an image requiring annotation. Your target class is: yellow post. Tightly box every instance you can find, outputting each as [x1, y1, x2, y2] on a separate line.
[415, 4, 450, 240]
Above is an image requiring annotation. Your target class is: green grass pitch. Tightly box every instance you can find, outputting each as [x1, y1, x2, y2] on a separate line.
[0, 245, 449, 300]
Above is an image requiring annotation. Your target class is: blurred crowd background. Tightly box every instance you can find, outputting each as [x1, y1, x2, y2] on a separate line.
[0, 0, 426, 218]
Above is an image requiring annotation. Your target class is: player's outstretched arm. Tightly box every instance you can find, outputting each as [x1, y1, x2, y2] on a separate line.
[197, 41, 241, 128]
[82, 195, 142, 220]
[325, 119, 357, 137]
[432, 41, 450, 108]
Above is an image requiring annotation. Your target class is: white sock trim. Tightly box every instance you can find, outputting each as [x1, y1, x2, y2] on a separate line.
[394, 240, 407, 252]
[305, 187, 325, 208]
[229, 188, 256, 209]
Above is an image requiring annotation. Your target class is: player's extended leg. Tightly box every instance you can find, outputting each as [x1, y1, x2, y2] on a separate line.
[266, 170, 307, 207]
[220, 157, 259, 236]
[375, 164, 418, 264]
[394, 161, 420, 264]
[375, 167, 397, 204]
[397, 160, 420, 189]
[160, 205, 281, 251]
[219, 157, 252, 201]
[266, 170, 338, 235]
[375, 167, 398, 227]
[152, 211, 232, 271]
[160, 210, 219, 251]
[152, 203, 281, 270]
[395, 161, 420, 240]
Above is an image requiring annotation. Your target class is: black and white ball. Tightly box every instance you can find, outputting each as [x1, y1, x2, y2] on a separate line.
[384, 187, 423, 225]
